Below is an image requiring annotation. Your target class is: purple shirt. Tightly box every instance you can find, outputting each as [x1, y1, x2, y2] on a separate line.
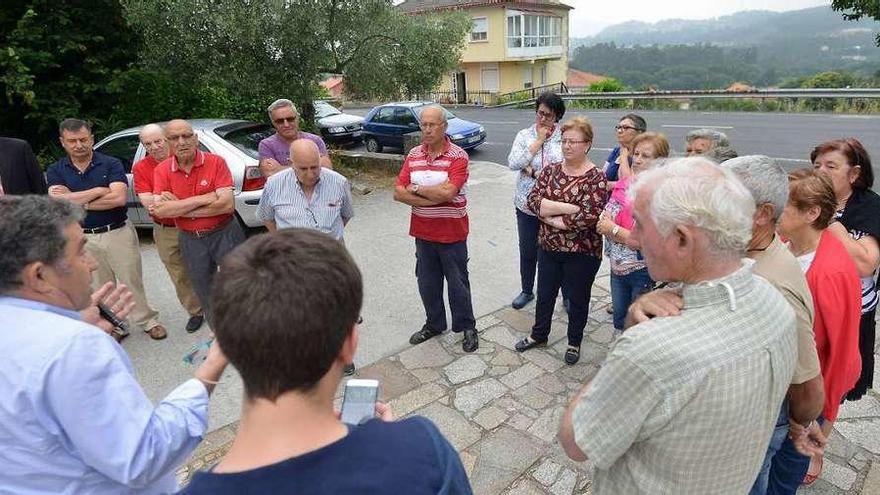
[258, 132, 328, 165]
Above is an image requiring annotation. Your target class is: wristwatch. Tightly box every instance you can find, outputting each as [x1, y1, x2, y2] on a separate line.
[412, 184, 421, 195]
[612, 225, 620, 237]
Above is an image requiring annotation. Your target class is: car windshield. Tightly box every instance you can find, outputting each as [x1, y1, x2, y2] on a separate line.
[412, 105, 456, 121]
[214, 122, 275, 160]
[314, 101, 342, 118]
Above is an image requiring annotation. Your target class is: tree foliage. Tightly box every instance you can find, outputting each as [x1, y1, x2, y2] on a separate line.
[0, 1, 141, 153]
[833, 0, 880, 45]
[121, 0, 470, 109]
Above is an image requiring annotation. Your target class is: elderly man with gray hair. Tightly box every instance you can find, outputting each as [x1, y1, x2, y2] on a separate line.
[685, 128, 738, 161]
[0, 195, 228, 493]
[258, 98, 332, 177]
[558, 157, 797, 494]
[724, 156, 825, 495]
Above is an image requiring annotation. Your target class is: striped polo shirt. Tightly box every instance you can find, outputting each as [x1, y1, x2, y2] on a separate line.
[256, 167, 353, 241]
[396, 139, 469, 243]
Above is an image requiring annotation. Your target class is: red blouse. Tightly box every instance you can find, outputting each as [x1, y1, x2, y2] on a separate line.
[526, 162, 608, 256]
[805, 229, 862, 422]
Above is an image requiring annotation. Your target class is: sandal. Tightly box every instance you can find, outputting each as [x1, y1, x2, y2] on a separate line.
[802, 454, 823, 486]
[564, 346, 580, 365]
[514, 336, 547, 352]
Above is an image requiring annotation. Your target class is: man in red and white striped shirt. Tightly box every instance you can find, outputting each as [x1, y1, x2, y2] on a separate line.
[394, 106, 478, 353]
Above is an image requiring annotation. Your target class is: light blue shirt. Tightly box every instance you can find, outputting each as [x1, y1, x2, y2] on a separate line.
[0, 296, 210, 494]
[256, 167, 354, 241]
[507, 124, 564, 215]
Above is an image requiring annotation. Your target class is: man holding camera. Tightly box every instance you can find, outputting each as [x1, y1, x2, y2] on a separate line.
[180, 229, 471, 494]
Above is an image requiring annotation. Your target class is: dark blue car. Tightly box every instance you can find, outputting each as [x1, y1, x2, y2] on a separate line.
[362, 102, 486, 153]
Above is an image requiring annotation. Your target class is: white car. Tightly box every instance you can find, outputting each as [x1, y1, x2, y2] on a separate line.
[94, 119, 272, 233]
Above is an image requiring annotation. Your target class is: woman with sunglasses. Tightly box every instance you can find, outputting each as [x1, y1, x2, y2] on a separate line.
[603, 114, 646, 189]
[514, 117, 608, 365]
[507, 92, 566, 310]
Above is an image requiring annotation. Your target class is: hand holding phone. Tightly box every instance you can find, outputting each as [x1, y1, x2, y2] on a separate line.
[340, 379, 380, 425]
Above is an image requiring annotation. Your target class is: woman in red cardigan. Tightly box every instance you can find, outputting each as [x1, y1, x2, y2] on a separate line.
[777, 168, 862, 486]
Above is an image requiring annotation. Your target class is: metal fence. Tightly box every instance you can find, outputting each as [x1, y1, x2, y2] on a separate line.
[492, 88, 880, 108]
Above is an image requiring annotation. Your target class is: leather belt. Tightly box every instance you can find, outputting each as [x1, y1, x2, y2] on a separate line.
[83, 221, 126, 234]
[182, 217, 233, 238]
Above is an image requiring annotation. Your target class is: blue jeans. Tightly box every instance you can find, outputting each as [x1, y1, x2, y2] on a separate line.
[750, 400, 816, 495]
[415, 238, 476, 332]
[610, 268, 653, 330]
[530, 249, 600, 347]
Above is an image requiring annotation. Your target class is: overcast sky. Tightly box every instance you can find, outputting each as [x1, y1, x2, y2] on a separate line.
[567, 0, 831, 37]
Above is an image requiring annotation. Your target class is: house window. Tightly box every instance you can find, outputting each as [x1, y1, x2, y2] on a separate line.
[507, 12, 562, 49]
[471, 17, 488, 42]
[507, 16, 522, 47]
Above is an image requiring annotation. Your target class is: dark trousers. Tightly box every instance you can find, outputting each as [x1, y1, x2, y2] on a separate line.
[415, 238, 476, 332]
[179, 219, 246, 323]
[847, 308, 876, 400]
[516, 209, 539, 294]
[530, 249, 600, 347]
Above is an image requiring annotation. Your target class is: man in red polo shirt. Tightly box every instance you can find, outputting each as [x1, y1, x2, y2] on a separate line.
[151, 119, 245, 324]
[133, 123, 204, 333]
[393, 105, 478, 353]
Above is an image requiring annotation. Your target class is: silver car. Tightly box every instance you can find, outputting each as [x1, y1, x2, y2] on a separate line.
[94, 119, 273, 233]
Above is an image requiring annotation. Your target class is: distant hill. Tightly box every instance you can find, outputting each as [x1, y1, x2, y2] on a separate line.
[570, 6, 880, 89]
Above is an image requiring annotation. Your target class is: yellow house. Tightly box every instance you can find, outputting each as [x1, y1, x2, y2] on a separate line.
[397, 0, 572, 102]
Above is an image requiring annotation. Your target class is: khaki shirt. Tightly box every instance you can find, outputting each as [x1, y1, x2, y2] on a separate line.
[751, 235, 821, 384]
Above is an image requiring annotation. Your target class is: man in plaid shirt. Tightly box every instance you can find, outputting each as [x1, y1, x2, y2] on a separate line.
[559, 157, 797, 494]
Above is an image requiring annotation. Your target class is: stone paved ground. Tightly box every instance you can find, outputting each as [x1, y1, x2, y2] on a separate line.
[177, 271, 880, 494]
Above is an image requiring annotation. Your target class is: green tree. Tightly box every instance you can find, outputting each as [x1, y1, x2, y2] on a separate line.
[833, 0, 880, 45]
[800, 70, 857, 88]
[0, 1, 141, 156]
[121, 0, 470, 112]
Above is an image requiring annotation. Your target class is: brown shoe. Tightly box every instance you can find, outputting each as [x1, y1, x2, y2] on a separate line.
[146, 325, 167, 340]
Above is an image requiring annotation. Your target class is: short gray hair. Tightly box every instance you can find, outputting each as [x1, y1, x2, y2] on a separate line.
[267, 99, 297, 120]
[420, 105, 448, 124]
[630, 157, 754, 258]
[0, 196, 85, 293]
[59, 118, 91, 136]
[685, 128, 730, 148]
[707, 145, 738, 163]
[722, 155, 788, 222]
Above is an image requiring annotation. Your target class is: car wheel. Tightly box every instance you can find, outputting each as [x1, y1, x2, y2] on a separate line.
[365, 136, 382, 153]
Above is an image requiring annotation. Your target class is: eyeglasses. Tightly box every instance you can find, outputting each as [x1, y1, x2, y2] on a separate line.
[305, 208, 318, 228]
[615, 125, 640, 132]
[166, 132, 194, 142]
[561, 139, 588, 146]
[420, 122, 443, 130]
[536, 110, 555, 120]
[273, 116, 299, 125]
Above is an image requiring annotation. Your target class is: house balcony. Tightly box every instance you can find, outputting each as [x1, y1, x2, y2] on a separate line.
[505, 44, 564, 60]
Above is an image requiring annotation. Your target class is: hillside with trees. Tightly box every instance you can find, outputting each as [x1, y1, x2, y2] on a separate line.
[570, 6, 880, 90]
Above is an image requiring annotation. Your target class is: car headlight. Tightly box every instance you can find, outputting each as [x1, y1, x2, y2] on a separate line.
[478, 126, 485, 133]
[451, 133, 465, 140]
[329, 127, 346, 133]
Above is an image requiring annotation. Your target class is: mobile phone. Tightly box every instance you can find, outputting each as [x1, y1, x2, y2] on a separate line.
[340, 379, 379, 425]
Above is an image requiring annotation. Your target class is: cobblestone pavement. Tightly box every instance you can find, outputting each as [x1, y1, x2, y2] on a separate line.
[177, 272, 880, 494]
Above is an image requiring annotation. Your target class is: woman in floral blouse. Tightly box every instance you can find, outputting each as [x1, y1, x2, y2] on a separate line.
[515, 117, 609, 365]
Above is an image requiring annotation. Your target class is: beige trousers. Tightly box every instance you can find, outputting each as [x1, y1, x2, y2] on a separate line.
[152, 224, 202, 316]
[85, 222, 160, 331]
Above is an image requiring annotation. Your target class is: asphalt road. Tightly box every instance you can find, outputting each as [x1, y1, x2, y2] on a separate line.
[344, 107, 880, 173]
[129, 109, 879, 432]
